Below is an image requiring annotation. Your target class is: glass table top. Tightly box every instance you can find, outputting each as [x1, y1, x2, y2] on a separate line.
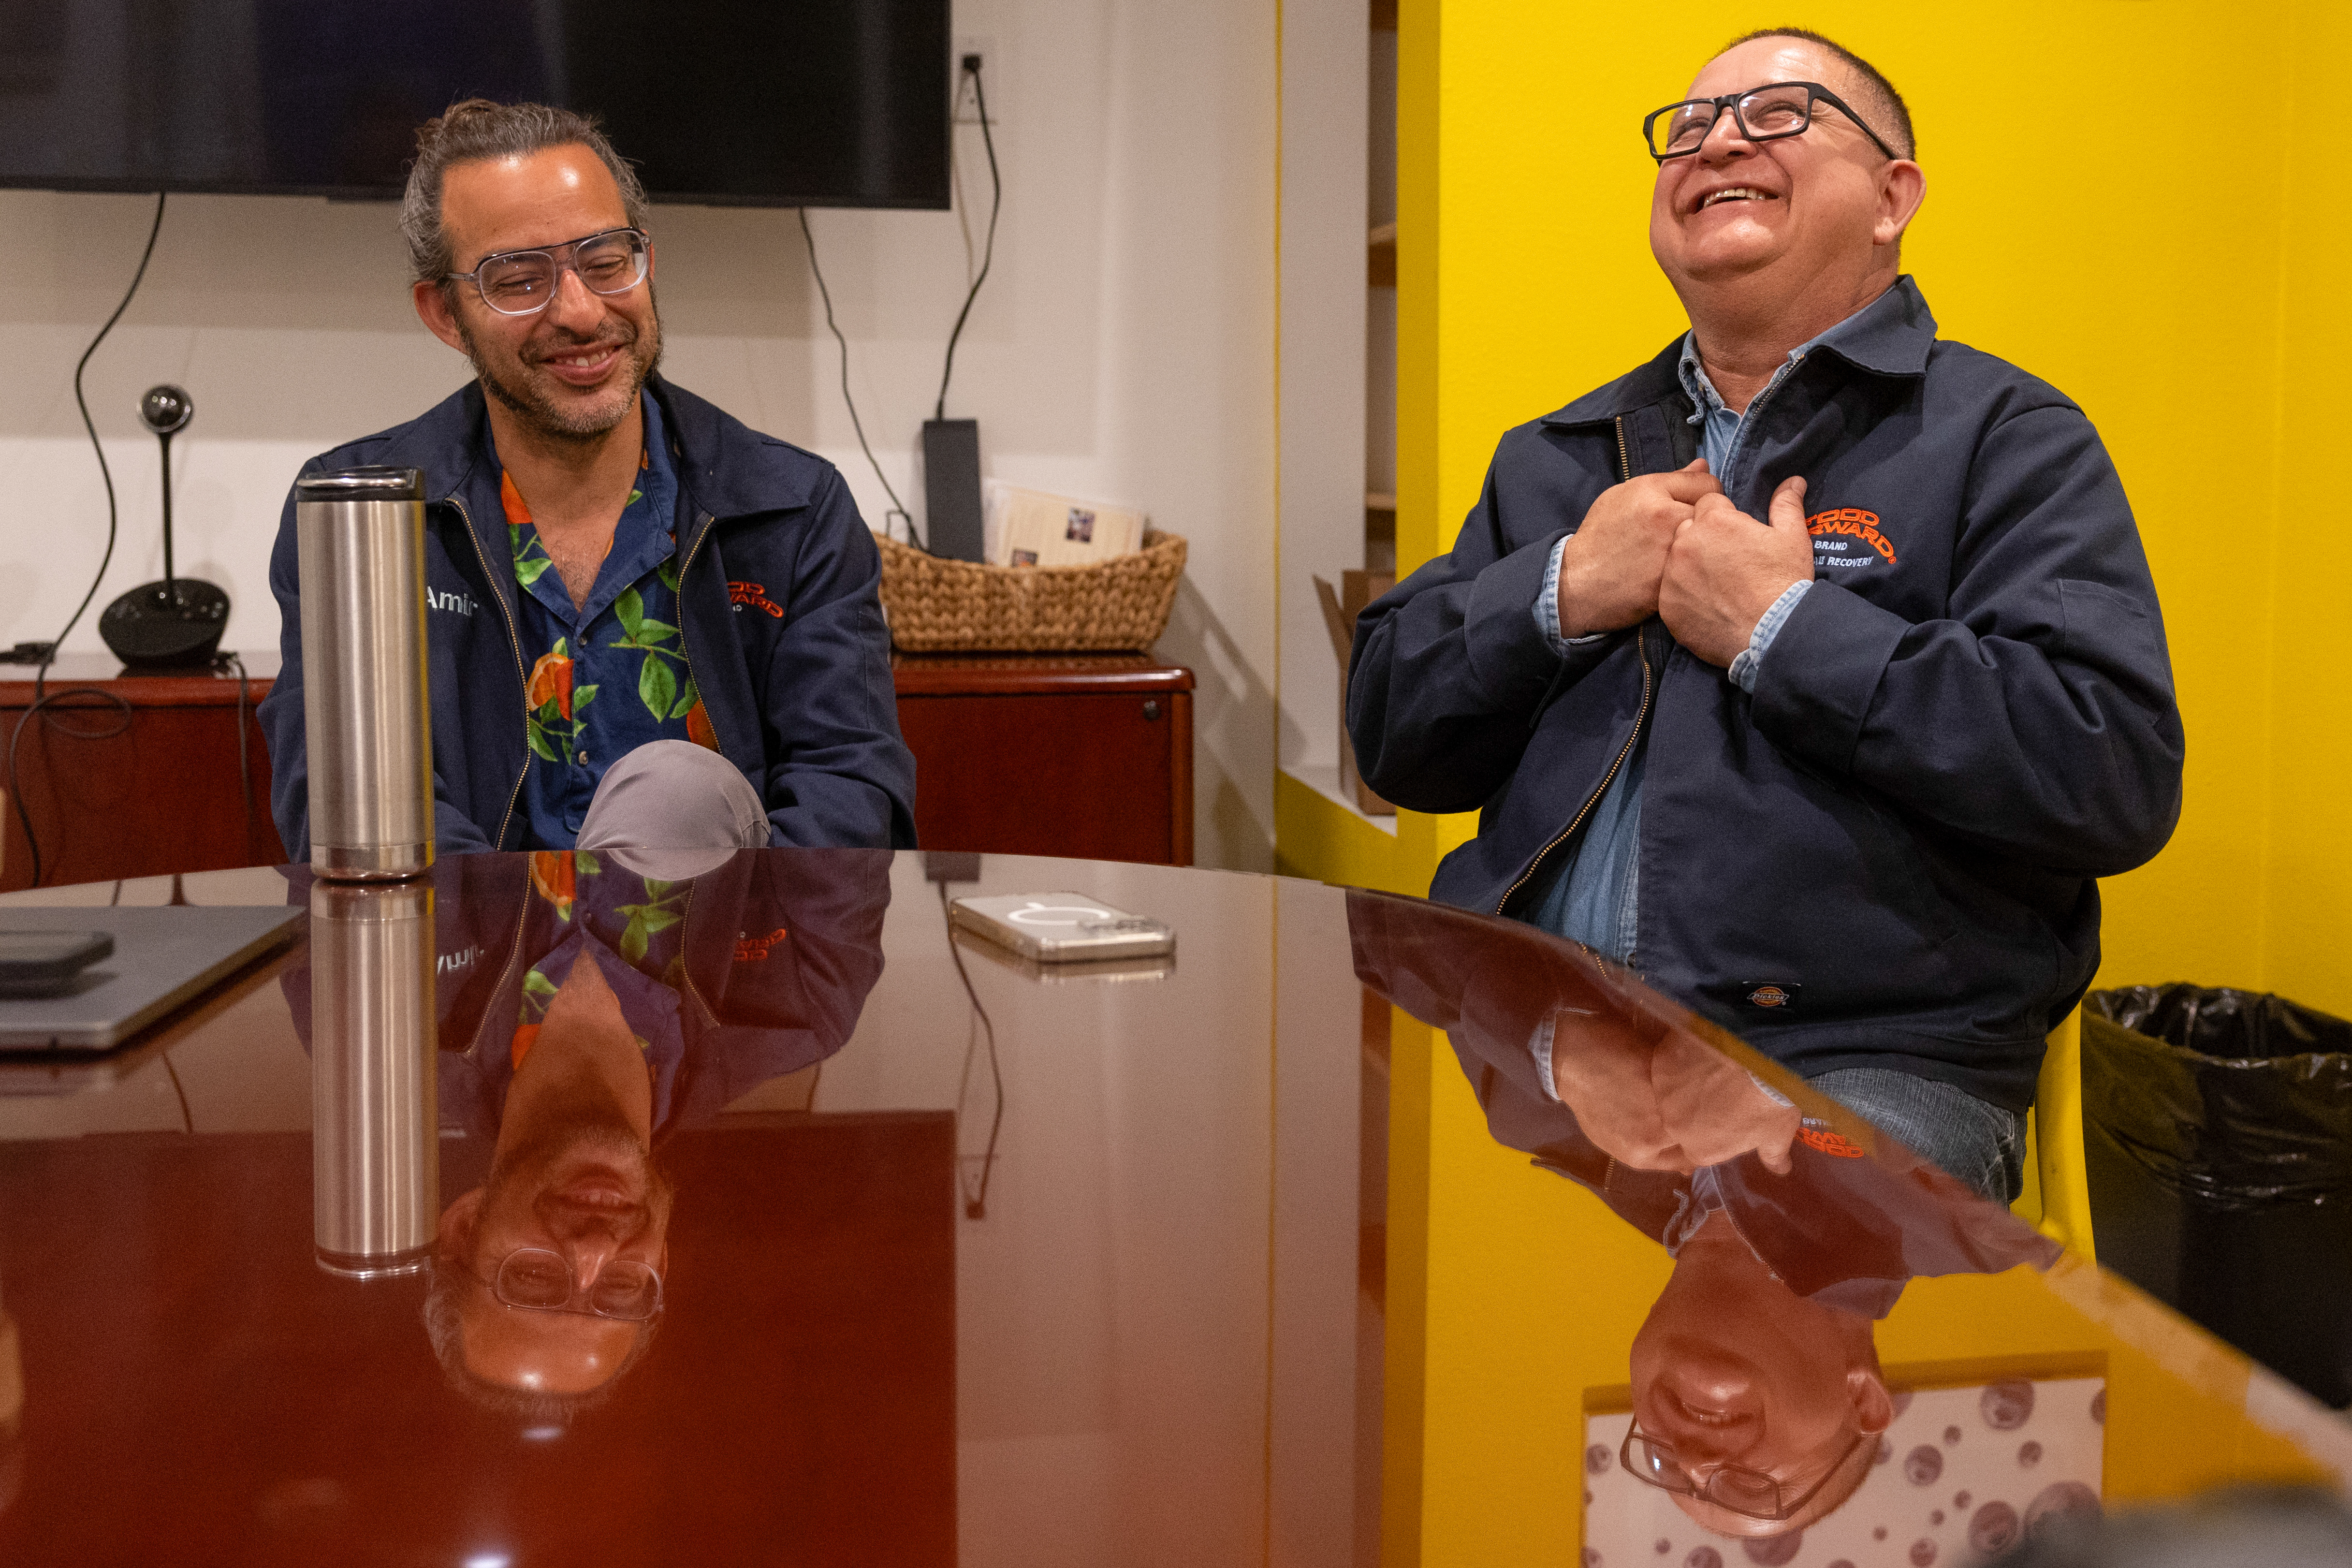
[0, 850, 2341, 1565]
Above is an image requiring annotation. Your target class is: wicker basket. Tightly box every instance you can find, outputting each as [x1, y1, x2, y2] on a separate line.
[876, 529, 1187, 653]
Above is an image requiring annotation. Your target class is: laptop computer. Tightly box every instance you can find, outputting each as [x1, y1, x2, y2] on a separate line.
[0, 905, 306, 1052]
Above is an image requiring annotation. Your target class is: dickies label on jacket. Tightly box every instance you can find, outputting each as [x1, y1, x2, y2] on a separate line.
[1697, 978, 1803, 1012]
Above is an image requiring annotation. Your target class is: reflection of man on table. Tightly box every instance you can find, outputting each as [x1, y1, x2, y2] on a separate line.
[1345, 29, 2183, 1200]
[423, 849, 890, 1414]
[288, 847, 890, 1417]
[1349, 890, 2052, 1541]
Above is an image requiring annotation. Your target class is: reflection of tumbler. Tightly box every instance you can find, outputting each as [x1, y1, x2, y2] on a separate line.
[310, 881, 437, 1278]
[295, 466, 433, 881]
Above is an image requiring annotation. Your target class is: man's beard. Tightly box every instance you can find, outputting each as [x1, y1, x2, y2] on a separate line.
[457, 295, 663, 444]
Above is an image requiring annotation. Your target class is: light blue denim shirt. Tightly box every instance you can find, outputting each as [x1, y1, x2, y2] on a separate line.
[1523, 310, 1868, 959]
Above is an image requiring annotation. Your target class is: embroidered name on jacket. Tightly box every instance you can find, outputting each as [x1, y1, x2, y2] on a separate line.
[735, 926, 790, 962]
[729, 581, 784, 618]
[425, 586, 478, 616]
[1806, 507, 1897, 570]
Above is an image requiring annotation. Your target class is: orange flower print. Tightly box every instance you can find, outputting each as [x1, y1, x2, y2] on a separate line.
[686, 698, 717, 750]
[527, 650, 574, 719]
[510, 1023, 541, 1070]
[528, 850, 575, 914]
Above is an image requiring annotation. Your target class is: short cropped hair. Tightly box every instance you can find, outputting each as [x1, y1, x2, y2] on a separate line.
[1721, 27, 1915, 161]
[397, 99, 651, 285]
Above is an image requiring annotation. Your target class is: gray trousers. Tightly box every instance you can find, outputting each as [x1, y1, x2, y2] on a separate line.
[574, 740, 772, 880]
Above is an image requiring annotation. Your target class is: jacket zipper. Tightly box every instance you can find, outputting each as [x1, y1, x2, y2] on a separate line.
[676, 510, 726, 756]
[467, 891, 536, 1059]
[1494, 628, 1654, 917]
[451, 495, 531, 851]
[1613, 414, 1632, 484]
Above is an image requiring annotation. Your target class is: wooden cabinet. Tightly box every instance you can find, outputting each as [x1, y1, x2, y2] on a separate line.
[0, 652, 1198, 887]
[892, 654, 1194, 866]
[0, 654, 285, 892]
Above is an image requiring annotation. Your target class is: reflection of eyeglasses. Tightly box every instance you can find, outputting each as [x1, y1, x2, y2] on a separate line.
[488, 1246, 664, 1320]
[444, 227, 652, 316]
[1643, 81, 1898, 163]
[1619, 1419, 1869, 1522]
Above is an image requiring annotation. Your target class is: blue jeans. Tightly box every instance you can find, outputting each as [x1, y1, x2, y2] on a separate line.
[1804, 1067, 2027, 1203]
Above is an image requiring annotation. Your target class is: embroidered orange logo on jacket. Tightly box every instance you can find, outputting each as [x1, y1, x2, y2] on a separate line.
[735, 926, 790, 962]
[1748, 985, 1793, 1008]
[1806, 507, 1898, 569]
[729, 581, 785, 618]
[1798, 1125, 1869, 1158]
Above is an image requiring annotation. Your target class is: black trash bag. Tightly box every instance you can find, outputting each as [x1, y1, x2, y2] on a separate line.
[2082, 984, 2352, 1409]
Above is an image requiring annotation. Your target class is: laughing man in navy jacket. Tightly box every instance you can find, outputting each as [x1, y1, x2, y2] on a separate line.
[259, 100, 916, 862]
[1345, 30, 2183, 1198]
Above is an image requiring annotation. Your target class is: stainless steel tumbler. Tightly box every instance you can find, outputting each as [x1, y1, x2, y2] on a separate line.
[295, 466, 433, 881]
[310, 879, 438, 1279]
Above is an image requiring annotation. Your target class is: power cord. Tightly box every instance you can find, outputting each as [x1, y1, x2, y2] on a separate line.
[935, 55, 1002, 424]
[8, 191, 167, 888]
[217, 650, 257, 859]
[798, 207, 921, 549]
[938, 878, 1004, 1220]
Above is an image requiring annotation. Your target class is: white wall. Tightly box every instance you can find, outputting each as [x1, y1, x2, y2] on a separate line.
[1274, 0, 1370, 781]
[0, 0, 1278, 872]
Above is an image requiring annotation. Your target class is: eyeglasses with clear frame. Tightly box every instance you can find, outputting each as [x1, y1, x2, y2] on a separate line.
[1642, 81, 1899, 164]
[486, 1245, 664, 1320]
[444, 227, 652, 317]
[1618, 1419, 1870, 1522]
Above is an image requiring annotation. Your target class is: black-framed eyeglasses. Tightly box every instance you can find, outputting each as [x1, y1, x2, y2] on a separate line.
[1642, 81, 1899, 163]
[1619, 1419, 1870, 1522]
[445, 227, 652, 316]
[485, 1246, 664, 1320]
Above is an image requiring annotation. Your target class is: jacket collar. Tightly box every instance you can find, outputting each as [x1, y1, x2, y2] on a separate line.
[1540, 274, 1937, 428]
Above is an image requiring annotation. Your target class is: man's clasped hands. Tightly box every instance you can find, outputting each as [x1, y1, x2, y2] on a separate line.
[1555, 460, 1816, 667]
[1550, 1011, 1804, 1176]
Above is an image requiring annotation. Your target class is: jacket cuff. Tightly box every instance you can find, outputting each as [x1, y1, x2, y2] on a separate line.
[1466, 528, 1580, 694]
[1748, 579, 1909, 775]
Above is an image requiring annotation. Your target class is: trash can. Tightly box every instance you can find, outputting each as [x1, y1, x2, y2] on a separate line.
[2082, 985, 2352, 1408]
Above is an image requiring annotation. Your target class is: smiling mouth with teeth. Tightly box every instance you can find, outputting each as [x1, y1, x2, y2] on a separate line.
[1697, 186, 1775, 212]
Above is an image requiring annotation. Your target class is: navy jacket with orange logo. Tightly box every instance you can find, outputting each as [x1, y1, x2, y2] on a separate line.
[259, 374, 918, 856]
[1345, 278, 2183, 1111]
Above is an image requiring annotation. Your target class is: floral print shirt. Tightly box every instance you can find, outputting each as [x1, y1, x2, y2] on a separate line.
[452, 850, 694, 1135]
[502, 391, 715, 850]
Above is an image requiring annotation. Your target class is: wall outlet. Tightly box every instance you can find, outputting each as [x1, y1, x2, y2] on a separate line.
[954, 34, 999, 124]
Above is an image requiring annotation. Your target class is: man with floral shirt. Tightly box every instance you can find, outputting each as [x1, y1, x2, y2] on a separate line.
[260, 100, 916, 856]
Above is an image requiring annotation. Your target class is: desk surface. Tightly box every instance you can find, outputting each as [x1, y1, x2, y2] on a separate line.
[0, 854, 2341, 1564]
[0, 650, 281, 707]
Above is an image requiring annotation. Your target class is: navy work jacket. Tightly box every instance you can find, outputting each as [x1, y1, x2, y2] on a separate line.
[1345, 279, 2184, 1111]
[258, 376, 918, 856]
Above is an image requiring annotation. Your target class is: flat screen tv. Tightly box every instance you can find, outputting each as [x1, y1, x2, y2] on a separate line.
[0, 0, 950, 208]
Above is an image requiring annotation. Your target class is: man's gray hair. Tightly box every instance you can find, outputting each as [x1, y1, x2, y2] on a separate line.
[397, 99, 652, 286]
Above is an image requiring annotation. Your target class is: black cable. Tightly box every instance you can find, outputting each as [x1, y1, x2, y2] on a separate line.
[162, 1050, 193, 1134]
[940, 880, 1004, 1220]
[9, 191, 167, 888]
[219, 651, 255, 859]
[797, 207, 921, 549]
[934, 59, 1003, 424]
[8, 689, 133, 889]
